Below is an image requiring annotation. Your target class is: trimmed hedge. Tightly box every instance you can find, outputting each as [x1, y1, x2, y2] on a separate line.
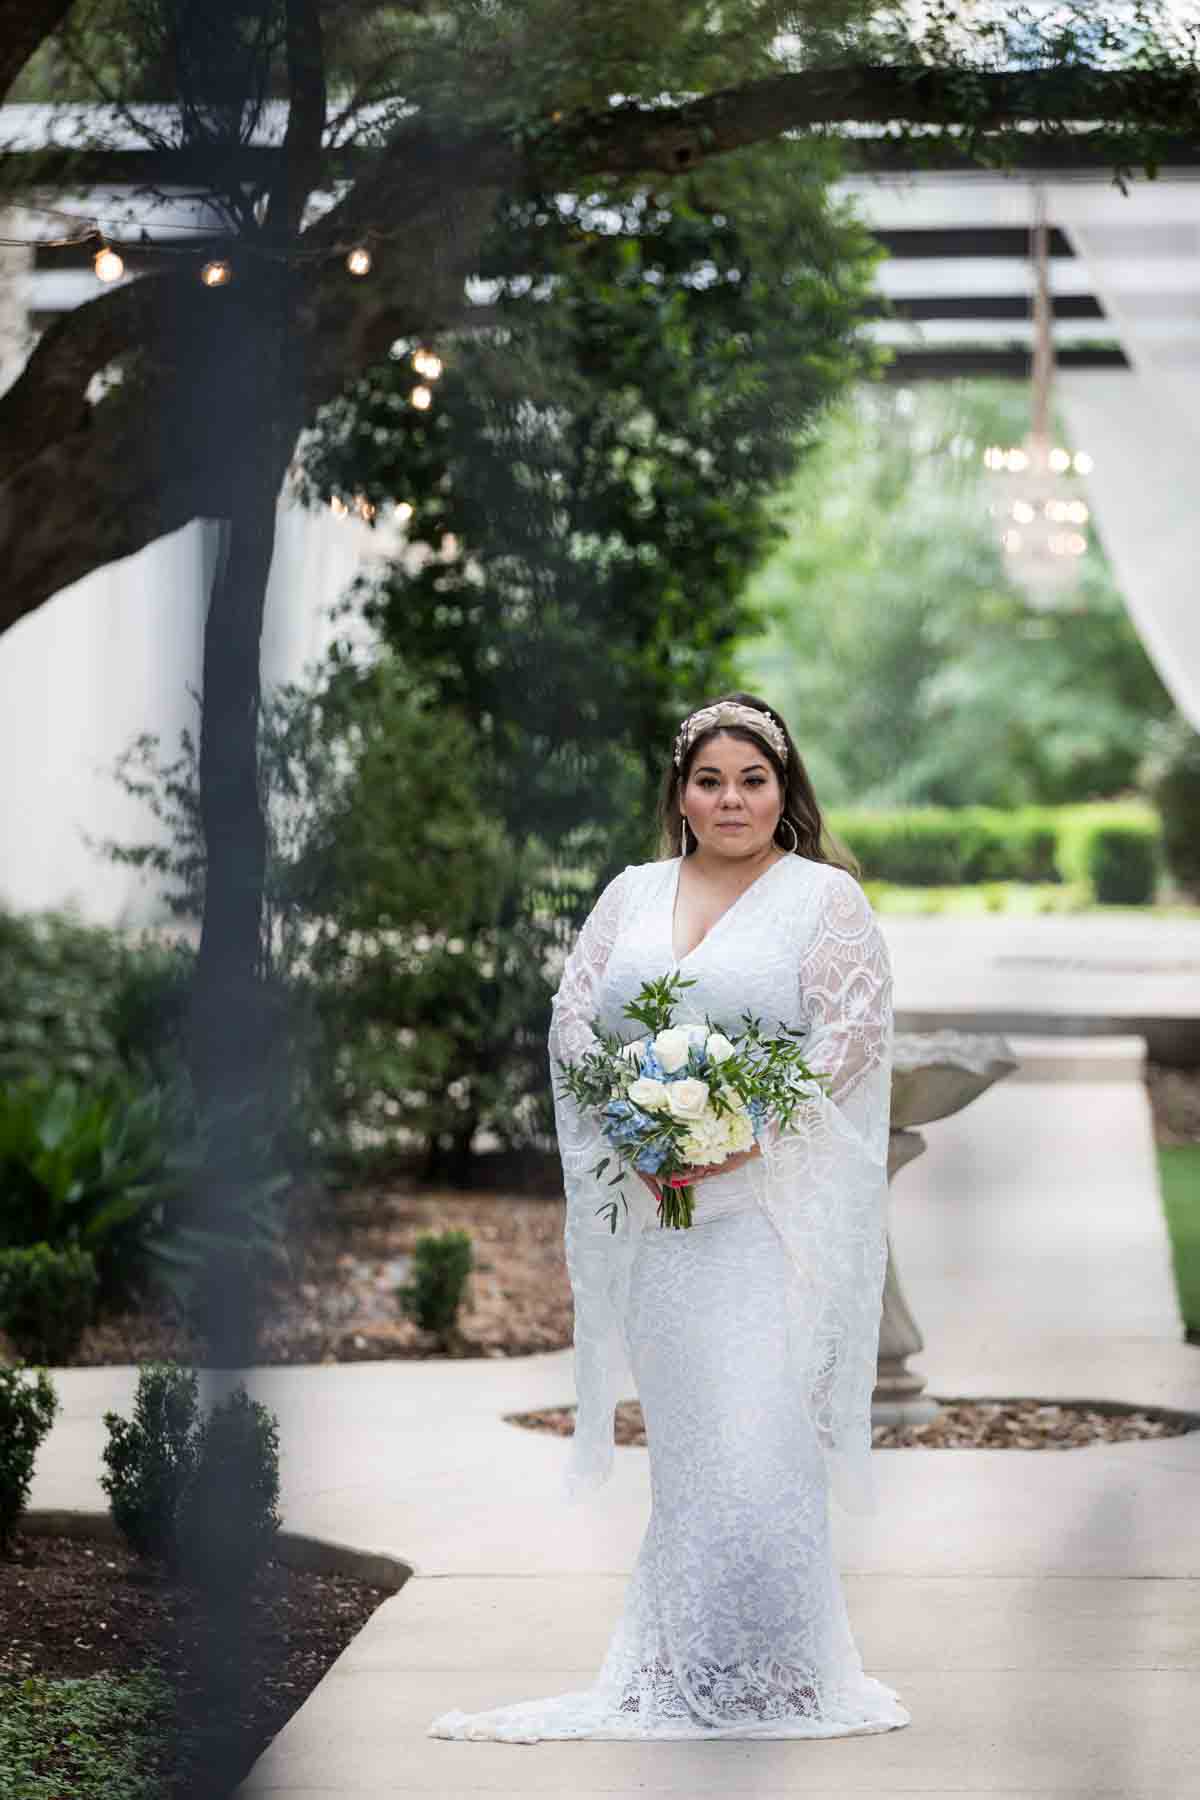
[826, 802, 1162, 902]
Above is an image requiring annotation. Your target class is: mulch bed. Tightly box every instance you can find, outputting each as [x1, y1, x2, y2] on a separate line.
[0, 1527, 394, 1798]
[8, 1058, 1192, 1375]
[39, 1180, 575, 1371]
[506, 1394, 1198, 1450]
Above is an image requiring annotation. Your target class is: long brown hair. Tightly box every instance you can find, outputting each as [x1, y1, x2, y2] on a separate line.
[655, 690, 861, 877]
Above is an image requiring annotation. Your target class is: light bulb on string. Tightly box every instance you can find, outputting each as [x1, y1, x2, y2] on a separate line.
[411, 349, 443, 380]
[410, 385, 432, 410]
[94, 245, 124, 282]
[200, 259, 232, 288]
[346, 246, 372, 277]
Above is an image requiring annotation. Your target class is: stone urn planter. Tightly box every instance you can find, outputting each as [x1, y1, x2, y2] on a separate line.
[874, 1030, 1019, 1425]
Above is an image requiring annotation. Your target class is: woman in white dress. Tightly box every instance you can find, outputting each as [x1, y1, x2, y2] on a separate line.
[429, 692, 911, 1742]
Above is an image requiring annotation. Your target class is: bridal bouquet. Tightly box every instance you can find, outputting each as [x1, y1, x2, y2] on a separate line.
[557, 971, 832, 1231]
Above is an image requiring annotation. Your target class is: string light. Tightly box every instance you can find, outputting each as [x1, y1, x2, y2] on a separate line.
[200, 259, 232, 287]
[393, 501, 414, 524]
[353, 493, 376, 521]
[330, 496, 348, 518]
[411, 348, 443, 380]
[93, 246, 124, 282]
[410, 385, 432, 410]
[346, 245, 372, 276]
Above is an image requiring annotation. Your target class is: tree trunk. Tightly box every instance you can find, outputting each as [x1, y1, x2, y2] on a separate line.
[189, 466, 280, 1112]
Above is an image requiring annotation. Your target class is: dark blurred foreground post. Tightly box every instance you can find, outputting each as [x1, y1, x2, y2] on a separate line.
[166, 1, 324, 1781]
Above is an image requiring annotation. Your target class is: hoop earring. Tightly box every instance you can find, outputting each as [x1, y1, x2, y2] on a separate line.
[777, 816, 799, 853]
[681, 816, 694, 854]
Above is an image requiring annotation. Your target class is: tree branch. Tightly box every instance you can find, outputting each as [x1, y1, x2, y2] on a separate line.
[0, 0, 74, 101]
[264, 0, 327, 242]
[533, 64, 1200, 180]
[1, 56, 1195, 634]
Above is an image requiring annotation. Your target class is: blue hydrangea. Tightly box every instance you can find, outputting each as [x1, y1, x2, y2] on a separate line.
[633, 1143, 668, 1174]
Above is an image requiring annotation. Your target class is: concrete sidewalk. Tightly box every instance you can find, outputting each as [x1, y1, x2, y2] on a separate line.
[26, 1031, 1200, 1798]
[885, 911, 1200, 1062]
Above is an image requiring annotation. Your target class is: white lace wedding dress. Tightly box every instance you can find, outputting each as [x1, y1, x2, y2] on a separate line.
[428, 852, 911, 1742]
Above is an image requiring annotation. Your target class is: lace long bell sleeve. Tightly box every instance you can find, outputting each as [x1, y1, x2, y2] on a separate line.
[548, 867, 645, 1503]
[755, 866, 894, 1517]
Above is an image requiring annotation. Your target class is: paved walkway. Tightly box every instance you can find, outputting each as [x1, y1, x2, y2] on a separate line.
[27, 1019, 1200, 1798]
[887, 911, 1200, 1061]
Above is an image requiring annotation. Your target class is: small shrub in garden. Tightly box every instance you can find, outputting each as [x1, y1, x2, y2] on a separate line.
[0, 1364, 59, 1556]
[0, 1243, 99, 1365]
[101, 1363, 201, 1565]
[175, 1384, 282, 1590]
[101, 1364, 282, 1584]
[397, 1229, 474, 1342]
[1086, 823, 1160, 905]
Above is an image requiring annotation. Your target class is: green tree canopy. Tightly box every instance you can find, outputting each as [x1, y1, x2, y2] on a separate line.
[740, 380, 1179, 809]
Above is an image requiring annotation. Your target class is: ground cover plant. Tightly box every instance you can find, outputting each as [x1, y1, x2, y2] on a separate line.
[0, 1528, 394, 1799]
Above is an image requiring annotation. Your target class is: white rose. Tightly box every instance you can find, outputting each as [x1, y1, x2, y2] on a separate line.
[705, 1032, 736, 1064]
[666, 1077, 710, 1121]
[628, 1076, 669, 1112]
[653, 1027, 691, 1073]
[621, 1037, 647, 1064]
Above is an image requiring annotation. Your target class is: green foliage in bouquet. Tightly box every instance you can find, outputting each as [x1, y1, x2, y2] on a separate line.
[0, 1364, 59, 1556]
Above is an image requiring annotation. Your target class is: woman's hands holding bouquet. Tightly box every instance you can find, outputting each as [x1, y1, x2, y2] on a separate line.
[635, 1143, 762, 1206]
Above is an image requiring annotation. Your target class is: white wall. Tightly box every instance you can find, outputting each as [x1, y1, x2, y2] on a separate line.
[0, 501, 392, 924]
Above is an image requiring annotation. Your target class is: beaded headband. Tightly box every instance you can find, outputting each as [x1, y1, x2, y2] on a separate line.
[673, 702, 788, 769]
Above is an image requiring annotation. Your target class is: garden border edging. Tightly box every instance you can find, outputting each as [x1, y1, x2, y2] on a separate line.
[18, 1509, 414, 1592]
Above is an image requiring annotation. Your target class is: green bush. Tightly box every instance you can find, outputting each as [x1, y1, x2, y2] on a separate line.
[0, 1243, 99, 1365]
[100, 1363, 201, 1565]
[1145, 718, 1200, 900]
[1085, 823, 1160, 905]
[1055, 804, 1161, 903]
[0, 908, 191, 1090]
[397, 1229, 474, 1343]
[828, 802, 1161, 899]
[0, 908, 125, 1087]
[0, 1073, 188, 1308]
[101, 1364, 282, 1585]
[175, 1384, 282, 1589]
[0, 1364, 59, 1555]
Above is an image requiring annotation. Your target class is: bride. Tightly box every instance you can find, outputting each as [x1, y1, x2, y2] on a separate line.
[428, 692, 911, 1742]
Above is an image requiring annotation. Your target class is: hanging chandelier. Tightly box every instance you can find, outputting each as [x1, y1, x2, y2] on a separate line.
[980, 187, 1094, 612]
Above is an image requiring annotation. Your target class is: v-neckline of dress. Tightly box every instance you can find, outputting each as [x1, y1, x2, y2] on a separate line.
[668, 851, 792, 969]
